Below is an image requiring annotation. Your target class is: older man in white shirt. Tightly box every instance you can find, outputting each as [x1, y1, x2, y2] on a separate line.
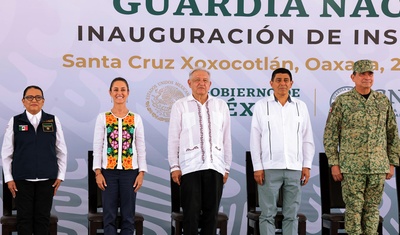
[168, 68, 232, 235]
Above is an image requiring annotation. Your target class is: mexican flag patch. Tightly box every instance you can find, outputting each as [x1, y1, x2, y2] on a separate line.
[19, 125, 28, 131]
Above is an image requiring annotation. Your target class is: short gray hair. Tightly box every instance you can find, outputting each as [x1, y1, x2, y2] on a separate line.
[189, 67, 210, 79]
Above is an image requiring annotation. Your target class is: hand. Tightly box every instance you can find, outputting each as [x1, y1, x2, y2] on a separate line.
[7, 181, 18, 198]
[171, 170, 182, 185]
[96, 172, 107, 191]
[223, 172, 229, 184]
[52, 179, 63, 195]
[301, 167, 310, 186]
[386, 165, 394, 180]
[133, 171, 144, 192]
[331, 165, 343, 182]
[254, 170, 264, 185]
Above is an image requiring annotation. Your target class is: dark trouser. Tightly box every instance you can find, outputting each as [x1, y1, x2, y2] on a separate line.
[181, 169, 223, 235]
[15, 179, 54, 235]
[102, 169, 138, 235]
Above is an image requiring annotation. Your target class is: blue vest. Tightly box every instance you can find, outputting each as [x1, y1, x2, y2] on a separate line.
[12, 110, 58, 180]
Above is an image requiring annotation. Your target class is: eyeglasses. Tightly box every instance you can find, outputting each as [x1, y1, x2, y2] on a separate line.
[24, 95, 44, 101]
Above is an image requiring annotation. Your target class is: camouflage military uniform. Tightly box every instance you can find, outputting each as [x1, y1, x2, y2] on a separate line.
[323, 88, 400, 235]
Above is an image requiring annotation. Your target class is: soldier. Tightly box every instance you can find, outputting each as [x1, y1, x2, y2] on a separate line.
[323, 59, 400, 235]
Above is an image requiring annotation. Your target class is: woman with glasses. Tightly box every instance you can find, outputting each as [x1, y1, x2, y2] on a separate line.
[1, 85, 68, 234]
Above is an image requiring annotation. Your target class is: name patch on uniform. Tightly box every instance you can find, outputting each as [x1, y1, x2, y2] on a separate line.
[42, 123, 54, 132]
[19, 125, 28, 131]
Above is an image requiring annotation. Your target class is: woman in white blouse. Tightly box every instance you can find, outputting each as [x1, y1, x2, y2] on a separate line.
[92, 77, 147, 235]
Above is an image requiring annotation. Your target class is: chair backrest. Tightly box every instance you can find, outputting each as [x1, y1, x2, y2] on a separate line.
[2, 172, 14, 216]
[396, 166, 400, 231]
[245, 151, 284, 212]
[319, 152, 346, 214]
[246, 151, 258, 212]
[88, 150, 102, 213]
[170, 175, 181, 213]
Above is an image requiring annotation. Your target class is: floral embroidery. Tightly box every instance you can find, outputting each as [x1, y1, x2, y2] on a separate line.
[106, 114, 117, 125]
[123, 115, 134, 126]
[105, 112, 135, 170]
[122, 156, 133, 169]
[107, 154, 117, 169]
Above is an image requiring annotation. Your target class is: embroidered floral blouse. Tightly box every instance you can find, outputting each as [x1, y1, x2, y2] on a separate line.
[92, 111, 147, 172]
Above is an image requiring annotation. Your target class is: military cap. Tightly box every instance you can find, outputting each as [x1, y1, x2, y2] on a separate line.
[353, 59, 373, 73]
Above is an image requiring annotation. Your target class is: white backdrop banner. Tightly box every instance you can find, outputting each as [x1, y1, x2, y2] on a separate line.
[1, 1, 400, 234]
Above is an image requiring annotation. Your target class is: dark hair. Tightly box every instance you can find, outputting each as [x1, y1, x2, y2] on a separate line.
[271, 68, 292, 81]
[109, 77, 130, 91]
[23, 85, 44, 98]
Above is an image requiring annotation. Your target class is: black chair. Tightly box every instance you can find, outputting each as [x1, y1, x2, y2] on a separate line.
[319, 152, 383, 235]
[396, 166, 400, 232]
[0, 172, 58, 235]
[246, 151, 307, 235]
[88, 150, 144, 235]
[170, 175, 228, 235]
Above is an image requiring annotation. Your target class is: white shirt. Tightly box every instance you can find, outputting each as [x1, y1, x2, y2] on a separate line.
[1, 110, 68, 183]
[250, 96, 315, 171]
[168, 95, 232, 176]
[92, 111, 147, 172]
[30, 112, 40, 130]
